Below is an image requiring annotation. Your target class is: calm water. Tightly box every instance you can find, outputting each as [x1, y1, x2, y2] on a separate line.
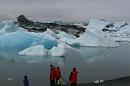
[0, 42, 130, 86]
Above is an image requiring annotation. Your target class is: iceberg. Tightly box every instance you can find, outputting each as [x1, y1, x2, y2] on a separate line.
[60, 30, 119, 47]
[60, 19, 119, 47]
[49, 43, 66, 56]
[18, 45, 48, 56]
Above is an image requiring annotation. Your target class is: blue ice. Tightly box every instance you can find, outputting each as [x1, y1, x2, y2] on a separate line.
[0, 31, 58, 50]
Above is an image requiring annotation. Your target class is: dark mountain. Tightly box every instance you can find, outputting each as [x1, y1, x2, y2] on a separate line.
[17, 15, 86, 37]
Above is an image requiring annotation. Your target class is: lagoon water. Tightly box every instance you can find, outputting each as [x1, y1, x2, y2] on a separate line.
[0, 42, 130, 86]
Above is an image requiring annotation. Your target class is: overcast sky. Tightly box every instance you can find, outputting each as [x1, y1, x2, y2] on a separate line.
[0, 0, 130, 22]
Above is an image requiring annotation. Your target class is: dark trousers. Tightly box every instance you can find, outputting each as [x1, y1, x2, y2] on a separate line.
[50, 80, 55, 86]
[71, 83, 77, 86]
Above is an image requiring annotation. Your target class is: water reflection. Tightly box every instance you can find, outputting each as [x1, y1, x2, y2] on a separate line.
[23, 56, 65, 66]
[0, 46, 112, 65]
[0, 48, 65, 66]
[72, 46, 111, 63]
[0, 43, 130, 86]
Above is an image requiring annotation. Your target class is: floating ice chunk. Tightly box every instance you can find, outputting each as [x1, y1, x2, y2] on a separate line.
[18, 45, 48, 56]
[49, 43, 66, 56]
[99, 80, 104, 83]
[94, 80, 104, 83]
[6, 77, 13, 81]
[94, 80, 99, 84]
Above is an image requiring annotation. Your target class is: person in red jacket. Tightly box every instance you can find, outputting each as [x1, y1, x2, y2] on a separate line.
[55, 67, 61, 86]
[69, 68, 78, 86]
[50, 64, 56, 86]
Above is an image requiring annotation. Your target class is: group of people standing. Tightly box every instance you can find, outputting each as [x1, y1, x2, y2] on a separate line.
[50, 64, 78, 86]
[23, 64, 78, 86]
[50, 64, 62, 86]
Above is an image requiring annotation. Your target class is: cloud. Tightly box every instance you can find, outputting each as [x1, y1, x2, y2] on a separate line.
[0, 0, 130, 22]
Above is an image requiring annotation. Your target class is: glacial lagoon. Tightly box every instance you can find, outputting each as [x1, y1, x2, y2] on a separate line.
[0, 42, 130, 86]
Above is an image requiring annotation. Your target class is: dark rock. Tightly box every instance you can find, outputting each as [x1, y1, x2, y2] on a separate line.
[17, 15, 86, 37]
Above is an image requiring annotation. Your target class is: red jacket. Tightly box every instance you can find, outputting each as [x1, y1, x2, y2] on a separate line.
[50, 67, 56, 80]
[69, 71, 78, 84]
[56, 69, 61, 79]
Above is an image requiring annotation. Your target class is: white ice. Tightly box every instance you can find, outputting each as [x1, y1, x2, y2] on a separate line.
[0, 31, 36, 49]
[18, 45, 48, 56]
[49, 43, 66, 56]
[60, 19, 119, 47]
[57, 31, 76, 39]
[110, 25, 130, 42]
[19, 43, 67, 57]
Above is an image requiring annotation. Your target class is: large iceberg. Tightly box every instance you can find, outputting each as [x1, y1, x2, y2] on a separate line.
[60, 30, 119, 47]
[60, 19, 119, 47]
[1, 19, 130, 58]
[18, 45, 48, 56]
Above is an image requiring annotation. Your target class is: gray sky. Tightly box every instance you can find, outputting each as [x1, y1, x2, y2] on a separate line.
[0, 0, 130, 22]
